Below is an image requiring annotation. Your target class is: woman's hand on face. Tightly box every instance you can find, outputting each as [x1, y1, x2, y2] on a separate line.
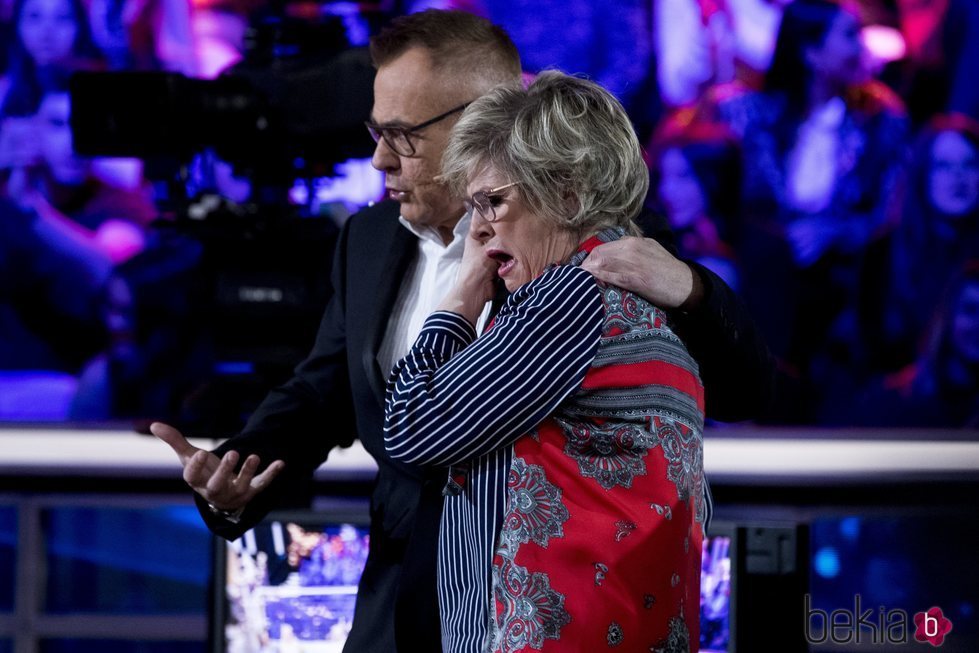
[459, 229, 499, 301]
[437, 231, 498, 325]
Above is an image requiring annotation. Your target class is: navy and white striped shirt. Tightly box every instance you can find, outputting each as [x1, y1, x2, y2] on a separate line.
[385, 265, 603, 652]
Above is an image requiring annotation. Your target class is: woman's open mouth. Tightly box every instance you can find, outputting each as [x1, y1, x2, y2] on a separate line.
[487, 249, 515, 277]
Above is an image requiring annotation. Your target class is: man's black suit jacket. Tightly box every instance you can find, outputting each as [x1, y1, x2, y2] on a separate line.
[195, 200, 774, 652]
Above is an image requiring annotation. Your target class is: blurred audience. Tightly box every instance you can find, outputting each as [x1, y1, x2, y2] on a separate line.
[87, 0, 196, 73]
[894, 0, 949, 125]
[0, 0, 101, 200]
[895, 0, 979, 125]
[826, 262, 979, 427]
[188, 0, 258, 78]
[0, 0, 977, 428]
[70, 236, 212, 421]
[943, 0, 979, 122]
[3, 74, 156, 264]
[655, 0, 789, 109]
[478, 0, 652, 110]
[0, 195, 110, 372]
[0, 0, 101, 111]
[871, 114, 979, 367]
[707, 0, 909, 418]
[647, 121, 743, 291]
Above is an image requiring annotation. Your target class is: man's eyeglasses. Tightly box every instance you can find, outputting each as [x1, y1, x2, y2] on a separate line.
[466, 182, 520, 222]
[365, 103, 469, 157]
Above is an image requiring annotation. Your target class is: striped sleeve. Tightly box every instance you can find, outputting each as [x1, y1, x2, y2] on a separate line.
[384, 265, 604, 466]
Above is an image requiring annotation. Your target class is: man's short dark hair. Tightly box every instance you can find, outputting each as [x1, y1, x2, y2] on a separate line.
[369, 10, 521, 87]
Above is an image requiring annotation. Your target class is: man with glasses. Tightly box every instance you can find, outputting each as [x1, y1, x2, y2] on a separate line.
[154, 9, 773, 653]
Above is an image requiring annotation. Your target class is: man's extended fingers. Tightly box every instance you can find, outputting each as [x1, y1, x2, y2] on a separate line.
[251, 460, 286, 493]
[150, 422, 199, 461]
[204, 450, 240, 495]
[183, 449, 215, 490]
[233, 454, 262, 488]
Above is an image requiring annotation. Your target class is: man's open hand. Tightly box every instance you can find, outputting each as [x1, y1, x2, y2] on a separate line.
[151, 422, 285, 511]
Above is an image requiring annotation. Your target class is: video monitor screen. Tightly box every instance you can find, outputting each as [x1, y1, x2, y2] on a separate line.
[212, 507, 370, 653]
[700, 526, 734, 653]
[215, 509, 735, 652]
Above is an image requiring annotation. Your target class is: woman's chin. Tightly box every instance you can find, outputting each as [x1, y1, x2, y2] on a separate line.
[497, 259, 525, 292]
[500, 269, 529, 293]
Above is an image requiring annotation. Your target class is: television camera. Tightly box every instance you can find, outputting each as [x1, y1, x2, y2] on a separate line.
[68, 6, 377, 435]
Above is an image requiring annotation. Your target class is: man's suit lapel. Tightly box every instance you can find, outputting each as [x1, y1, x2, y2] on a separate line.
[362, 216, 416, 408]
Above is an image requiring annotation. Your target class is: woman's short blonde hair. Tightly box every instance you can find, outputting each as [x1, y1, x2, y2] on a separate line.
[441, 71, 648, 237]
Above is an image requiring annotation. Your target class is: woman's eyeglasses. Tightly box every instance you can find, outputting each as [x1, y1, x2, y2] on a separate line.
[467, 182, 520, 222]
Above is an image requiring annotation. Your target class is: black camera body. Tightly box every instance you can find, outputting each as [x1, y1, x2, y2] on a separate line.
[70, 12, 376, 180]
[67, 10, 376, 435]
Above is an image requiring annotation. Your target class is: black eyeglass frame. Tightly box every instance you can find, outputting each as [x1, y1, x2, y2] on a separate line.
[365, 103, 470, 157]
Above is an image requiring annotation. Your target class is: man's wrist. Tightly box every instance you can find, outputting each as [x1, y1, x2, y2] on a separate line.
[678, 264, 706, 312]
[207, 502, 245, 524]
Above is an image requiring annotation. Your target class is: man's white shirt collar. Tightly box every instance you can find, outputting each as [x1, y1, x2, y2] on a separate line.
[397, 211, 471, 253]
[377, 210, 489, 378]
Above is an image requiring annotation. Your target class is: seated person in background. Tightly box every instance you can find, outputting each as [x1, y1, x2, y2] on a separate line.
[0, 0, 102, 109]
[825, 261, 979, 427]
[871, 113, 979, 368]
[0, 0, 98, 183]
[648, 120, 743, 292]
[2, 73, 156, 264]
[0, 195, 110, 372]
[69, 239, 213, 422]
[0, 28, 114, 373]
[1, 0, 101, 194]
[384, 72, 706, 652]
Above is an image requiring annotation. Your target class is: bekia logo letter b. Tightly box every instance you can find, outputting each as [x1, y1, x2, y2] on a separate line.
[914, 607, 953, 647]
